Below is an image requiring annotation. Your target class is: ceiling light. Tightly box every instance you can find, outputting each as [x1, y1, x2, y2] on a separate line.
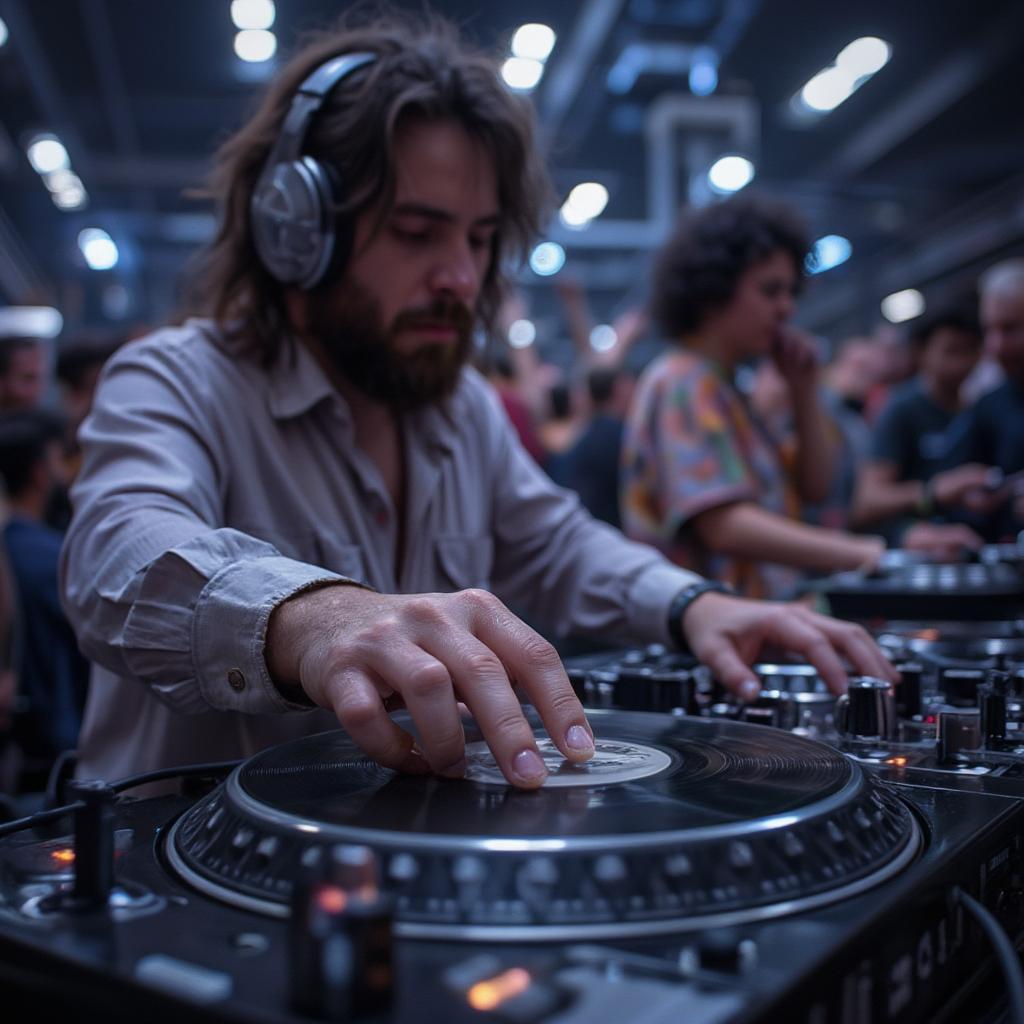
[507, 319, 536, 348]
[801, 66, 857, 113]
[78, 228, 119, 271]
[502, 57, 544, 92]
[836, 37, 891, 78]
[881, 288, 924, 324]
[589, 324, 618, 352]
[53, 183, 88, 210]
[529, 242, 565, 277]
[560, 182, 609, 228]
[806, 235, 852, 275]
[689, 46, 718, 97]
[42, 169, 79, 194]
[0, 306, 63, 339]
[0, 17, 9, 49]
[511, 24, 556, 62]
[230, 0, 275, 30]
[234, 29, 277, 63]
[707, 155, 755, 194]
[26, 134, 70, 175]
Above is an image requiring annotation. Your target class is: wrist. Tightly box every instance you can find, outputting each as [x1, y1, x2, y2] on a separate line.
[667, 581, 735, 651]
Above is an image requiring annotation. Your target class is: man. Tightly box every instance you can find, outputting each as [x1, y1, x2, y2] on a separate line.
[61, 15, 893, 791]
[944, 260, 1024, 539]
[0, 411, 90, 781]
[851, 307, 992, 555]
[0, 337, 48, 412]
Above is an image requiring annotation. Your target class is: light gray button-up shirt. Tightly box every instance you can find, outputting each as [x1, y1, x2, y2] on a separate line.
[61, 320, 700, 780]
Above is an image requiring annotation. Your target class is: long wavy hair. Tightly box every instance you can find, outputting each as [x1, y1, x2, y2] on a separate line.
[186, 10, 551, 365]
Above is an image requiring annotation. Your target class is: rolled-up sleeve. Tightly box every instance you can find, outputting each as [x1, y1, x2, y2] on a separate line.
[60, 339, 348, 716]
[475, 380, 702, 645]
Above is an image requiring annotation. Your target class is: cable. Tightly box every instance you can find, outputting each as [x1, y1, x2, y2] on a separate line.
[0, 759, 240, 841]
[954, 887, 1024, 1024]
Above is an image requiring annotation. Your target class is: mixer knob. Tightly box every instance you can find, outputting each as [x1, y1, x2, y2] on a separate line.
[290, 845, 394, 1020]
[979, 685, 1007, 748]
[689, 928, 758, 974]
[894, 662, 923, 719]
[67, 780, 116, 910]
[937, 709, 982, 764]
[835, 678, 896, 739]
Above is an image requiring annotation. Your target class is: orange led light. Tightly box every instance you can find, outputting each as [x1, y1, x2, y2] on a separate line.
[467, 968, 531, 1011]
[50, 847, 76, 865]
[885, 757, 908, 767]
[314, 885, 347, 914]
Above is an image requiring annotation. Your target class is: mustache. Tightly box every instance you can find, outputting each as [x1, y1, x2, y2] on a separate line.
[390, 299, 475, 335]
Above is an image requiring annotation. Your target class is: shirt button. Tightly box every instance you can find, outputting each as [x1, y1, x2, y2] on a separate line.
[227, 669, 246, 692]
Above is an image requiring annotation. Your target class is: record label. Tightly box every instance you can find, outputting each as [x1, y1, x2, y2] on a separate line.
[463, 738, 673, 787]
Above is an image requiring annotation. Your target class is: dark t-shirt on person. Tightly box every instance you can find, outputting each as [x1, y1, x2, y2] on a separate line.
[869, 378, 960, 483]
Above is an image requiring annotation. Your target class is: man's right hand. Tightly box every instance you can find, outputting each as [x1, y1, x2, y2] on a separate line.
[265, 585, 595, 789]
[931, 463, 1003, 514]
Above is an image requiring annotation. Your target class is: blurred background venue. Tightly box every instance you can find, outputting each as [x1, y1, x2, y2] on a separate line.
[0, 0, 1022, 366]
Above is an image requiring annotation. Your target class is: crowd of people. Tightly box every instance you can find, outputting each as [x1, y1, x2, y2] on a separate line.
[0, 12, 1021, 799]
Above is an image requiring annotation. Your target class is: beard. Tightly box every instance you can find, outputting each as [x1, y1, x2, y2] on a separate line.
[307, 278, 475, 412]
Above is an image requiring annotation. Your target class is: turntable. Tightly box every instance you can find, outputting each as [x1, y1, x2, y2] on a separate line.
[2, 710, 1024, 1024]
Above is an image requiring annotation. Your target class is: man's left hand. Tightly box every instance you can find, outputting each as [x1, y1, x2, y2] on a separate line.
[680, 592, 897, 700]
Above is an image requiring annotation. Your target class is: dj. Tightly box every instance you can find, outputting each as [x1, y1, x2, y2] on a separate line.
[60, 14, 894, 790]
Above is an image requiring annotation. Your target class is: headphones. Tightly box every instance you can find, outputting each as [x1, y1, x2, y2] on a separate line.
[250, 51, 376, 289]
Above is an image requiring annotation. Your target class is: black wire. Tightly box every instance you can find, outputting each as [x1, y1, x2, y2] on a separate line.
[0, 759, 240, 841]
[954, 887, 1024, 1024]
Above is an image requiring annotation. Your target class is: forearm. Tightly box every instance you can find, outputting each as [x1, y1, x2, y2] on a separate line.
[850, 476, 924, 528]
[693, 501, 882, 572]
[790, 389, 836, 503]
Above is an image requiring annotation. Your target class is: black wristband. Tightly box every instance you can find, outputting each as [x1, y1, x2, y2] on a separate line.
[667, 581, 734, 651]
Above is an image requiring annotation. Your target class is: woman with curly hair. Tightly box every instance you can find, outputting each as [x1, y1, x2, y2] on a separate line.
[620, 195, 885, 598]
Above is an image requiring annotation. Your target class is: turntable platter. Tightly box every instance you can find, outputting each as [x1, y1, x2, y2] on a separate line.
[166, 711, 919, 940]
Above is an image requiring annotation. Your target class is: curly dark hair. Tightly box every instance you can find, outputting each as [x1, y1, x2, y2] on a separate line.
[186, 9, 552, 365]
[650, 195, 810, 339]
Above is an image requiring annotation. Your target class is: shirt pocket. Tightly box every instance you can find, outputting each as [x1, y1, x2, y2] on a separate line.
[435, 536, 494, 591]
[240, 525, 367, 583]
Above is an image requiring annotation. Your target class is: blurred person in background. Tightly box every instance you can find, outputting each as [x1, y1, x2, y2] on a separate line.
[621, 195, 888, 599]
[943, 259, 1024, 539]
[0, 410, 90, 790]
[0, 337, 49, 413]
[863, 324, 914, 424]
[851, 307, 992, 557]
[550, 364, 635, 529]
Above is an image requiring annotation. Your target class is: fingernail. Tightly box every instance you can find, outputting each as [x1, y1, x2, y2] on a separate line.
[513, 748, 547, 783]
[565, 724, 594, 753]
[740, 679, 761, 702]
[439, 758, 466, 779]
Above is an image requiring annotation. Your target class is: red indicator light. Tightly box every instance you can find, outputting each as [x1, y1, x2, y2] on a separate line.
[314, 885, 347, 914]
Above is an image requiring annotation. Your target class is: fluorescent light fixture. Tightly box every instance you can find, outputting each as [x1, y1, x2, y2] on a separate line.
[806, 235, 852, 275]
[560, 182, 609, 228]
[234, 28, 277, 63]
[707, 155, 755, 194]
[511, 24, 556, 62]
[589, 324, 618, 352]
[78, 227, 119, 271]
[507, 319, 536, 348]
[836, 37, 891, 78]
[230, 0, 275, 31]
[26, 134, 70, 175]
[529, 242, 565, 277]
[794, 37, 891, 117]
[881, 288, 924, 324]
[0, 17, 9, 48]
[501, 57, 544, 92]
[0, 306, 63, 339]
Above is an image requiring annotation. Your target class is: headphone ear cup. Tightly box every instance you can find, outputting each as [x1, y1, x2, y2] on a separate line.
[250, 156, 336, 289]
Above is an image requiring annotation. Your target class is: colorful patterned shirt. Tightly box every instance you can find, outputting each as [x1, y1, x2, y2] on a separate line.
[620, 350, 801, 599]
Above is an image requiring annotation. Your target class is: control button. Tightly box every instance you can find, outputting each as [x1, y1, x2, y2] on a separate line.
[836, 677, 895, 739]
[231, 828, 254, 852]
[388, 853, 419, 882]
[519, 857, 558, 886]
[781, 833, 804, 858]
[453, 856, 486, 885]
[593, 855, 627, 883]
[254, 836, 279, 862]
[691, 928, 758, 974]
[728, 841, 754, 870]
[227, 669, 246, 692]
[664, 853, 692, 877]
[135, 955, 232, 1003]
